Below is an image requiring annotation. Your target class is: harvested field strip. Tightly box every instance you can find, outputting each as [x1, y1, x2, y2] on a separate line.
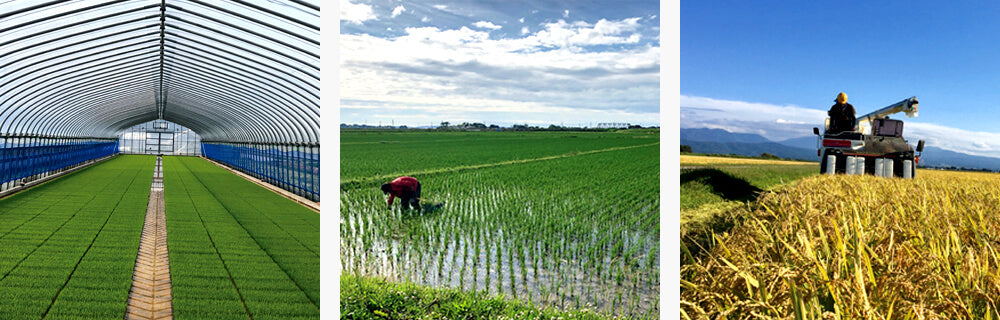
[341, 141, 660, 190]
[164, 156, 319, 319]
[0, 155, 154, 319]
[680, 154, 814, 166]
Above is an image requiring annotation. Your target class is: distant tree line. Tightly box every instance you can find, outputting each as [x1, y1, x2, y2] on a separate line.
[438, 122, 652, 132]
[341, 122, 657, 132]
[681, 145, 806, 162]
[923, 165, 997, 173]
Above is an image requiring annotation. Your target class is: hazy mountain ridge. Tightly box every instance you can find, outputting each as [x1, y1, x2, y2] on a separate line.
[681, 128, 1000, 171]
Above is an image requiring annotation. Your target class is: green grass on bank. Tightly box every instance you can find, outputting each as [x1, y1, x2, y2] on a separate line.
[680, 164, 817, 212]
[341, 274, 621, 320]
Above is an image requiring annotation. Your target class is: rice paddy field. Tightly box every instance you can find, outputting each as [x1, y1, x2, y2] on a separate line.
[681, 168, 1000, 319]
[340, 130, 661, 319]
[0, 154, 319, 319]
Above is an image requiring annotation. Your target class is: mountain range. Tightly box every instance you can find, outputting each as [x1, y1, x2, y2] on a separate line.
[680, 128, 1000, 171]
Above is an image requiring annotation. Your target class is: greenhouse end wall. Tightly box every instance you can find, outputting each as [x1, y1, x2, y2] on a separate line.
[202, 142, 319, 201]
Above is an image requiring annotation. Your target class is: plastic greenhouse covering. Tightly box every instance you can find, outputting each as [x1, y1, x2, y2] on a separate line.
[0, 0, 319, 201]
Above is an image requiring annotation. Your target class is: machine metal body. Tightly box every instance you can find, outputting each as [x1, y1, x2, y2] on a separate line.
[813, 96, 925, 178]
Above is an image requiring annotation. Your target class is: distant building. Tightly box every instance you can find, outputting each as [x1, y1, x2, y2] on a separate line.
[597, 122, 630, 129]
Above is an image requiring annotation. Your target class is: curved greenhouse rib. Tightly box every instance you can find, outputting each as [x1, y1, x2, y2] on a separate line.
[163, 53, 315, 143]
[0, 0, 319, 200]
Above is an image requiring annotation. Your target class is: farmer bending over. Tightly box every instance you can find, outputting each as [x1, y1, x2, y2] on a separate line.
[382, 176, 421, 210]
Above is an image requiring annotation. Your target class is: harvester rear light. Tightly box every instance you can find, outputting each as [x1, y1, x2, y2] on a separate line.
[822, 139, 851, 147]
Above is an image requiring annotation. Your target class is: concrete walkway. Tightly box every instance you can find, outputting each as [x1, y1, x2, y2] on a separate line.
[125, 156, 172, 320]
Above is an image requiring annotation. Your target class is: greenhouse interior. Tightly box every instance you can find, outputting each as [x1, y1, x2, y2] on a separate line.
[0, 0, 320, 318]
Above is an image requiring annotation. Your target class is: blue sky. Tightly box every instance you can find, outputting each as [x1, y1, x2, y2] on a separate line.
[681, 1, 1000, 157]
[339, 0, 659, 127]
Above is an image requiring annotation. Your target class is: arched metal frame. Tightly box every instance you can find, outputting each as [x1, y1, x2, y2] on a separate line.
[0, 0, 319, 199]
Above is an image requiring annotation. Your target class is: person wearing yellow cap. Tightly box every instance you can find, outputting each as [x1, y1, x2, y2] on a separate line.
[828, 92, 856, 134]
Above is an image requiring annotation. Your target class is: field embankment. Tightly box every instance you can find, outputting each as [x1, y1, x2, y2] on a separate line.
[342, 274, 617, 319]
[681, 169, 1000, 319]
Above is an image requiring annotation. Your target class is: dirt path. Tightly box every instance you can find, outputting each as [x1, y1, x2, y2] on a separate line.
[125, 157, 172, 320]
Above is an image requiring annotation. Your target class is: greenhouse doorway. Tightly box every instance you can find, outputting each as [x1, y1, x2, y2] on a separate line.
[145, 132, 173, 154]
[120, 120, 201, 156]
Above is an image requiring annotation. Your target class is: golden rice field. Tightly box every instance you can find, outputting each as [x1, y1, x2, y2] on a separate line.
[680, 155, 814, 166]
[681, 169, 1000, 319]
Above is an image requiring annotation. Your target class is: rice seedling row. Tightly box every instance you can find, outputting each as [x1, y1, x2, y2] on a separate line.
[341, 130, 658, 181]
[164, 156, 318, 319]
[341, 131, 660, 319]
[0, 155, 153, 319]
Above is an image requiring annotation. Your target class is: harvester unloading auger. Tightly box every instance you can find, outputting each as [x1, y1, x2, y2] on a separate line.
[813, 96, 926, 178]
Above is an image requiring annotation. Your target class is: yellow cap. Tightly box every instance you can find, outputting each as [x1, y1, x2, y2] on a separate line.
[836, 92, 848, 103]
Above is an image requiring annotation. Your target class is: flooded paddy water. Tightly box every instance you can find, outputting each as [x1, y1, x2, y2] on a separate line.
[341, 187, 660, 318]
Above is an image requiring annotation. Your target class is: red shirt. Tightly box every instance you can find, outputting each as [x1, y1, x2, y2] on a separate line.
[387, 176, 419, 206]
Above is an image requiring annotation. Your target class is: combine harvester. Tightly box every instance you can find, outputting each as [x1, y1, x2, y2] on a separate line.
[813, 96, 926, 178]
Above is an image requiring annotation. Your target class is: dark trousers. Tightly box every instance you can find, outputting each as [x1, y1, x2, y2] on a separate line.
[401, 183, 421, 210]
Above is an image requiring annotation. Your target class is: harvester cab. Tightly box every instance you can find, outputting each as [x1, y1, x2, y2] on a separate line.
[813, 96, 926, 178]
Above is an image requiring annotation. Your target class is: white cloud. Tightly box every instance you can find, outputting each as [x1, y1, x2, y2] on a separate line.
[521, 26, 529, 35]
[904, 122, 1000, 157]
[391, 5, 406, 18]
[563, 10, 569, 18]
[680, 95, 826, 124]
[340, 18, 659, 127]
[679, 95, 826, 141]
[680, 94, 1000, 158]
[340, 0, 376, 24]
[533, 18, 643, 47]
[433, 4, 448, 10]
[776, 119, 810, 125]
[421, 16, 429, 22]
[473, 21, 502, 30]
[519, 17, 525, 23]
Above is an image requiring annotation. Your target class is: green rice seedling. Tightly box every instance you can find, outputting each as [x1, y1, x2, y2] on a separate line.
[166, 157, 319, 317]
[496, 236, 503, 295]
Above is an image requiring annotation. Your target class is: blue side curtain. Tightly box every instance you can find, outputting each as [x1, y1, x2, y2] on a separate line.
[0, 141, 117, 185]
[202, 143, 319, 201]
